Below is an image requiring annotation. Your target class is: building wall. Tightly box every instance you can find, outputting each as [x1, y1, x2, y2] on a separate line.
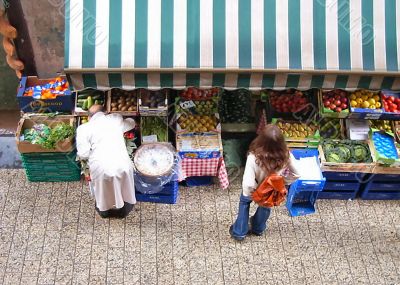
[0, 47, 18, 110]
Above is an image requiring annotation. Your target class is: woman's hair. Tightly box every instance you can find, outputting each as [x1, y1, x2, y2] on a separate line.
[249, 124, 290, 174]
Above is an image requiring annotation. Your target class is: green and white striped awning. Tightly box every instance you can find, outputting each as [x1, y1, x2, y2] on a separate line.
[65, 0, 400, 91]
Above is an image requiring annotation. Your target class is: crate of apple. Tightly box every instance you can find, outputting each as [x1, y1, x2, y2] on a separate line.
[269, 90, 310, 114]
[381, 92, 400, 114]
[322, 90, 349, 113]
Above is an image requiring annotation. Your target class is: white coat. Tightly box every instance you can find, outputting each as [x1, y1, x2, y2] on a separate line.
[76, 112, 136, 211]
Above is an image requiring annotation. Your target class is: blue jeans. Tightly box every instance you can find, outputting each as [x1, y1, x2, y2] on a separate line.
[231, 193, 271, 239]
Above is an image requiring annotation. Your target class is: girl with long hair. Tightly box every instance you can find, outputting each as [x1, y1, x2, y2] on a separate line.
[230, 124, 299, 241]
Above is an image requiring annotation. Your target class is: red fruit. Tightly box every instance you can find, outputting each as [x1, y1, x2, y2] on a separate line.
[324, 101, 331, 107]
[389, 96, 395, 103]
[382, 94, 388, 100]
[335, 95, 341, 100]
[341, 103, 348, 109]
[341, 97, 348, 103]
[330, 104, 337, 110]
[395, 98, 400, 104]
[335, 107, 342, 112]
[334, 100, 341, 106]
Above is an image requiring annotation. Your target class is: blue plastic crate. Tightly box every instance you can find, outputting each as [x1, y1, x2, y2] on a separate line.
[360, 181, 400, 200]
[317, 181, 360, 200]
[369, 174, 400, 182]
[322, 171, 370, 182]
[290, 149, 326, 192]
[286, 184, 319, 217]
[135, 181, 179, 204]
[185, 176, 213, 187]
[317, 191, 357, 200]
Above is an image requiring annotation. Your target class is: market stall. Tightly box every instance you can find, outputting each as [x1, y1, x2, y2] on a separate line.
[62, 0, 400, 205]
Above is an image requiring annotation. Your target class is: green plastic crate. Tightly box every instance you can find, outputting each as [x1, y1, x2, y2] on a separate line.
[21, 151, 81, 182]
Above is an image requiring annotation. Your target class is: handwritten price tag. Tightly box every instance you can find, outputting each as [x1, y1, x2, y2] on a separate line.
[179, 100, 196, 109]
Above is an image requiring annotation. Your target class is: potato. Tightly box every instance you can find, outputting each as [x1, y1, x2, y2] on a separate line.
[128, 106, 135, 111]
[111, 107, 118, 111]
[121, 106, 128, 111]
[111, 102, 118, 108]
[118, 103, 124, 110]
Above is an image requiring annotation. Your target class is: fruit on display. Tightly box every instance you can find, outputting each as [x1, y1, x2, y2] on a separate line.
[140, 90, 166, 108]
[219, 90, 254, 123]
[276, 120, 317, 139]
[176, 99, 218, 116]
[177, 114, 218, 133]
[349, 90, 381, 110]
[180, 87, 220, 100]
[381, 92, 400, 113]
[372, 132, 398, 160]
[269, 89, 310, 113]
[76, 90, 105, 111]
[370, 120, 393, 133]
[322, 140, 372, 163]
[319, 118, 342, 139]
[80, 116, 88, 124]
[110, 90, 137, 112]
[321, 90, 349, 113]
[23, 77, 69, 99]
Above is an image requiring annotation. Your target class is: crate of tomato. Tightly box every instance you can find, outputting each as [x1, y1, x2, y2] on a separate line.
[380, 91, 400, 120]
[348, 89, 384, 119]
[267, 89, 315, 120]
[318, 89, 350, 118]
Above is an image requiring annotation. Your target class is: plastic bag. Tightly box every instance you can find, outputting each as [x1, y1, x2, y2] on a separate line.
[133, 143, 182, 194]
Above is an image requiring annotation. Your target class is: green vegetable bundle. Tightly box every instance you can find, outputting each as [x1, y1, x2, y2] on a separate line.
[141, 117, 168, 142]
[42, 123, 75, 149]
[322, 139, 372, 163]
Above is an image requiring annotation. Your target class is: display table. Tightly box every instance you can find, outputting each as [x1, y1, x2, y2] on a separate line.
[181, 157, 229, 189]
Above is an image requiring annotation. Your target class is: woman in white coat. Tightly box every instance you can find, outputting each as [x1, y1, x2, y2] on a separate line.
[76, 105, 136, 218]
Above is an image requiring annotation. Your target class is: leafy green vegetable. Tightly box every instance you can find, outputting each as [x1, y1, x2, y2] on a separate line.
[326, 152, 342, 163]
[42, 123, 75, 149]
[141, 117, 168, 142]
[323, 139, 372, 163]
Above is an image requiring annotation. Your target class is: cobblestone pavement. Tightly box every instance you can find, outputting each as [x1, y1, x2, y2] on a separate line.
[0, 169, 399, 285]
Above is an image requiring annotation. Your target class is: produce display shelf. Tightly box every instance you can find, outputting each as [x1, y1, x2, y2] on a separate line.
[380, 91, 400, 120]
[135, 181, 179, 204]
[21, 151, 81, 182]
[360, 181, 400, 200]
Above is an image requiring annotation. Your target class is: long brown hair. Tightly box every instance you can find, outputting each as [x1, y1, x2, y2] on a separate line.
[249, 124, 290, 174]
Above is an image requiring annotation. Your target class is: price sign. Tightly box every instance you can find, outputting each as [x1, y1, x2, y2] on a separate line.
[179, 100, 196, 109]
[142, 135, 158, 143]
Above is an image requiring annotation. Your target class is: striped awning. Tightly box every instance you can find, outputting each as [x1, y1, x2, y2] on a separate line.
[64, 0, 400, 91]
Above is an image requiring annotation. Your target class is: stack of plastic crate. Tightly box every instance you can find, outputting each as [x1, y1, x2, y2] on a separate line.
[360, 174, 400, 200]
[318, 172, 368, 200]
[286, 149, 326, 217]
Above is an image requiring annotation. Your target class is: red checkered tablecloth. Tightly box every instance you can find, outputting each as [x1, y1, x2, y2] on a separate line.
[181, 157, 229, 189]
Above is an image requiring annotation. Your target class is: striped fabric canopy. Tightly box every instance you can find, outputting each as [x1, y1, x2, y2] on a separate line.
[64, 0, 400, 91]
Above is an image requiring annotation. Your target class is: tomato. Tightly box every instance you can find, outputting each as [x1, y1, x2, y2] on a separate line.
[395, 98, 400, 104]
[389, 96, 395, 103]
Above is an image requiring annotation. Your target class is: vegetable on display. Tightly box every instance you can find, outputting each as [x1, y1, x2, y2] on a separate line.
[77, 90, 105, 111]
[141, 117, 168, 142]
[23, 123, 75, 149]
[319, 118, 342, 139]
[111, 90, 137, 112]
[269, 89, 310, 113]
[176, 98, 218, 116]
[381, 92, 400, 113]
[370, 120, 393, 133]
[23, 77, 69, 99]
[322, 140, 372, 163]
[219, 89, 254, 123]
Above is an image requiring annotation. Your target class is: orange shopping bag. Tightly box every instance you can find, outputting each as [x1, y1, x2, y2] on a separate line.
[251, 173, 287, 208]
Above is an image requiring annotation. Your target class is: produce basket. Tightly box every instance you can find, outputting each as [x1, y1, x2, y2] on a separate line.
[318, 118, 346, 140]
[17, 76, 73, 113]
[140, 116, 169, 143]
[139, 89, 168, 116]
[16, 115, 75, 153]
[219, 89, 255, 124]
[267, 89, 316, 120]
[272, 118, 320, 148]
[319, 140, 375, 173]
[348, 89, 384, 119]
[318, 89, 350, 118]
[380, 90, 400, 120]
[75, 89, 106, 115]
[176, 113, 221, 133]
[21, 151, 81, 182]
[107, 89, 139, 116]
[176, 132, 223, 159]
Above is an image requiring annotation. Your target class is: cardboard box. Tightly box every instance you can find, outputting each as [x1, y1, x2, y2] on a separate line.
[176, 132, 222, 159]
[16, 116, 75, 153]
[346, 119, 370, 140]
[17, 76, 74, 113]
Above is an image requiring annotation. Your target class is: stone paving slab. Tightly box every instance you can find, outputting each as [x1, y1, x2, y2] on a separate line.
[0, 169, 399, 285]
